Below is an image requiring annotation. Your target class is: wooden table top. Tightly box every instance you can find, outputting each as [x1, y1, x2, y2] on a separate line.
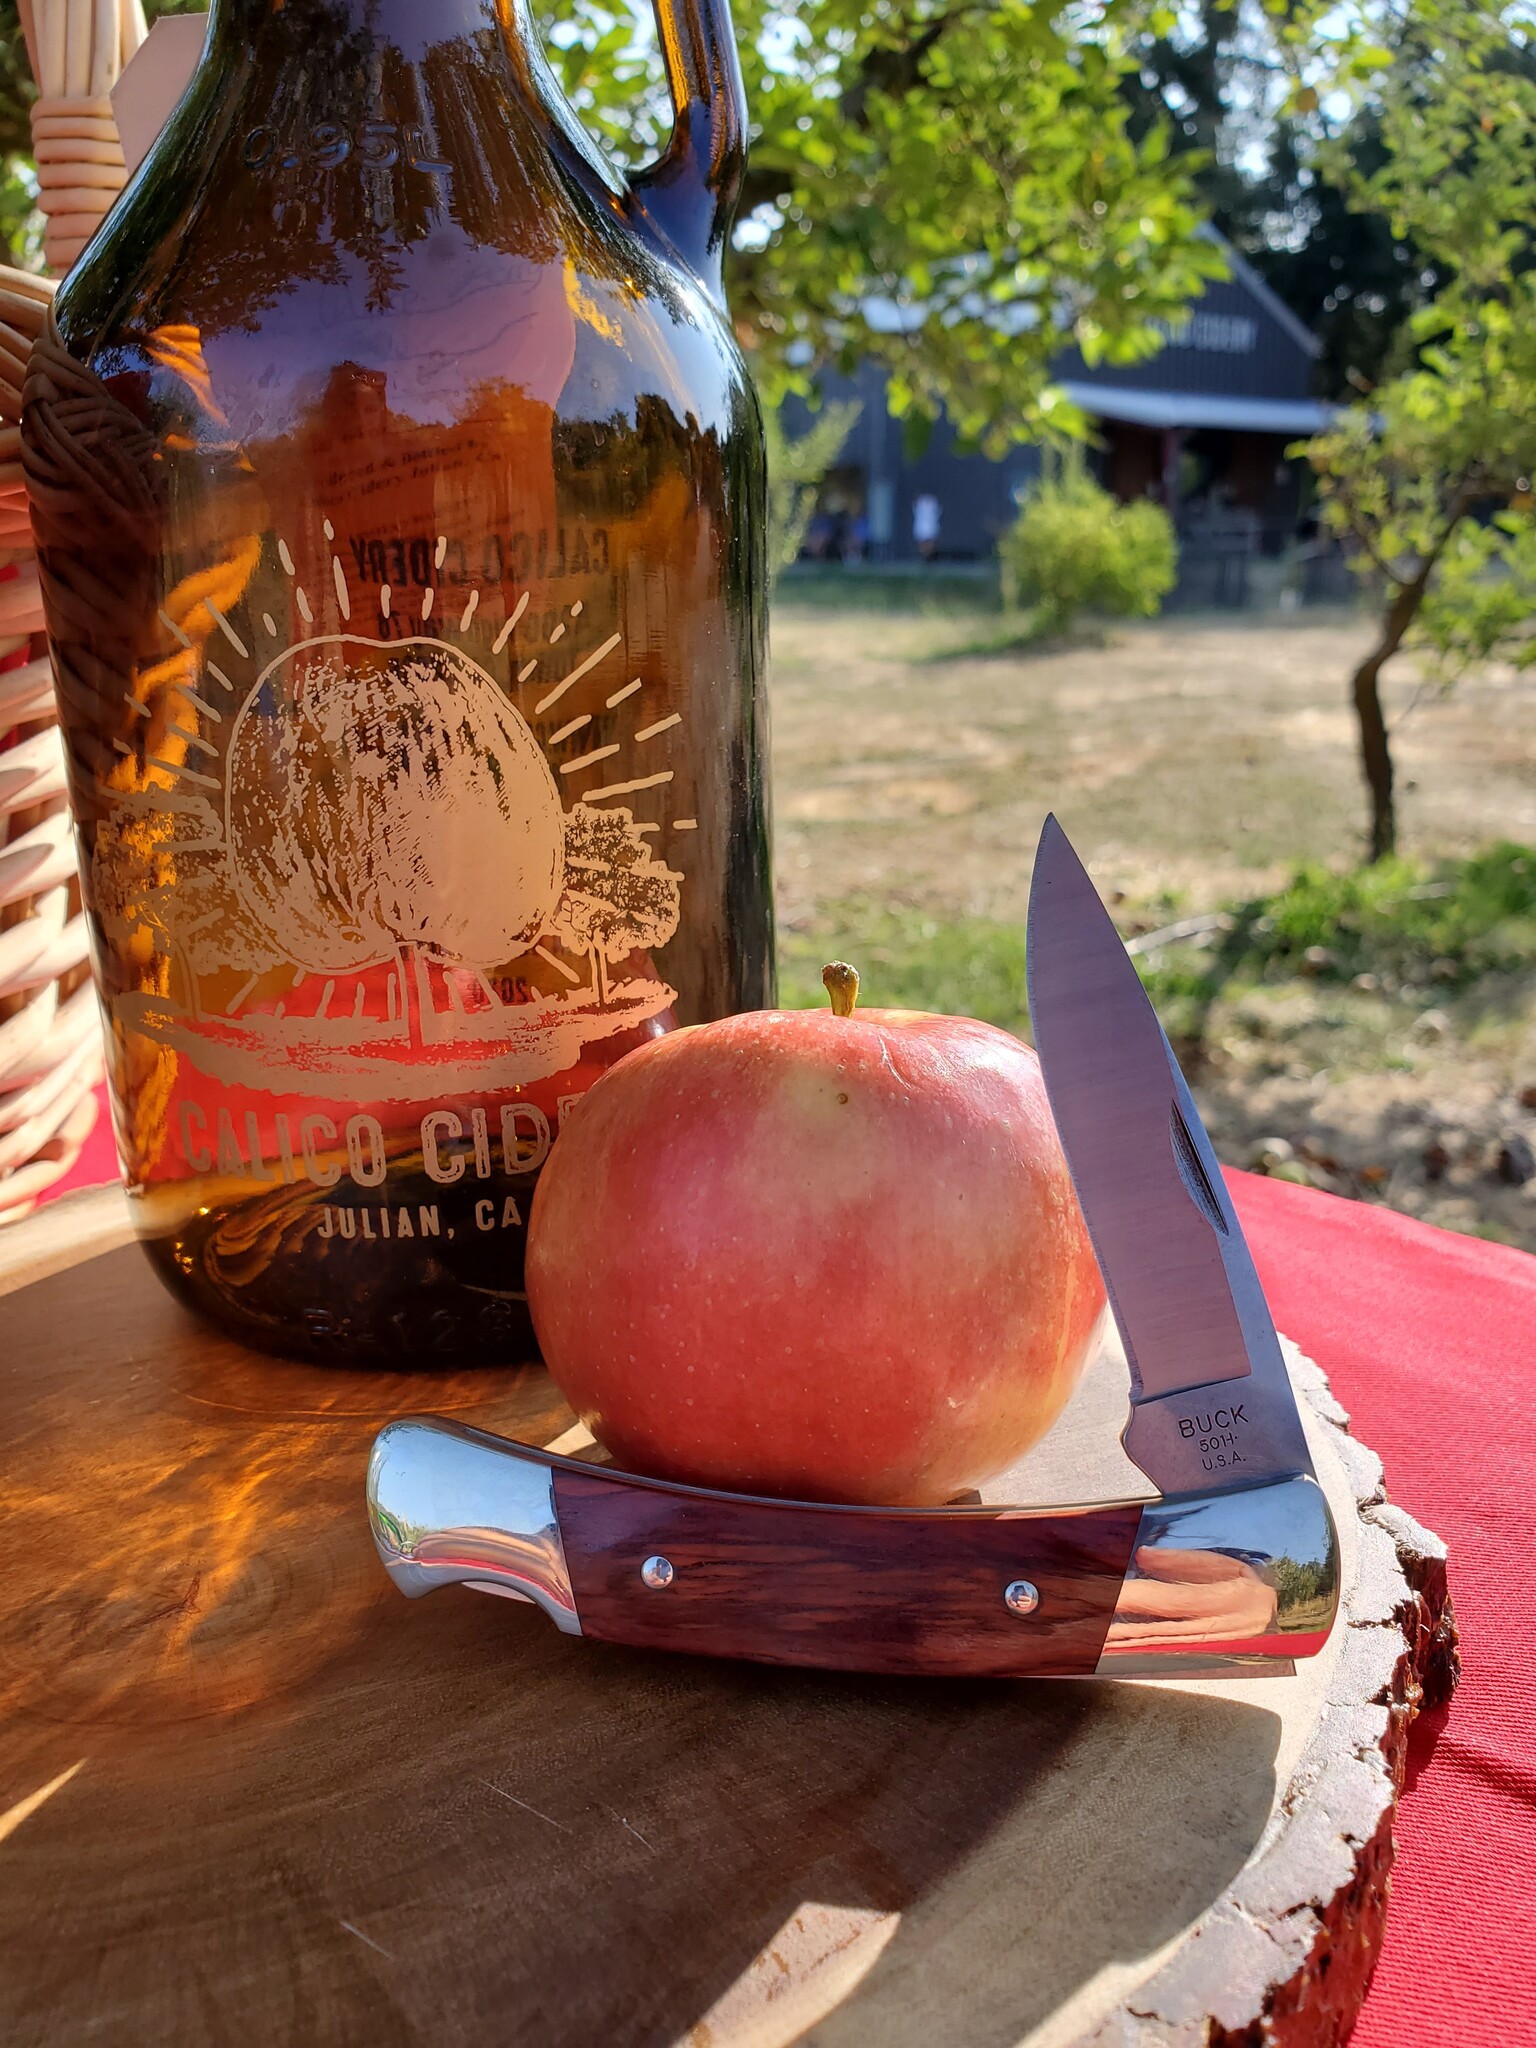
[0, 1185, 1380, 2048]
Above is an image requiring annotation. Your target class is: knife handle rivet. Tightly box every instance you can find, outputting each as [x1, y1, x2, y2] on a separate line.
[640, 1555, 676, 1589]
[1004, 1579, 1040, 1617]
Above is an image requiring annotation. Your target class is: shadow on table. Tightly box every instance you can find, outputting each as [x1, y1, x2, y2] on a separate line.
[0, 1238, 1280, 2047]
[1402, 1698, 1452, 1797]
[312, 1607, 1281, 2047]
[3, 1612, 1280, 2047]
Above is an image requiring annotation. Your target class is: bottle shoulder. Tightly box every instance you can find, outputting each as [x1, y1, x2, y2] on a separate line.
[57, 184, 753, 456]
[53, 34, 755, 446]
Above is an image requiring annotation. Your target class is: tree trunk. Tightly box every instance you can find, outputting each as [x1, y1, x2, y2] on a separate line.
[172, 942, 199, 1020]
[400, 942, 437, 1046]
[1347, 475, 1479, 864]
[1350, 646, 1396, 862]
[1350, 578, 1427, 863]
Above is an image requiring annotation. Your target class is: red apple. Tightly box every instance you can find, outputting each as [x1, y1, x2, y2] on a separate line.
[525, 970, 1105, 1507]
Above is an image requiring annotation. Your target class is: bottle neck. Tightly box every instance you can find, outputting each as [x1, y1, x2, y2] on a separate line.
[197, 0, 741, 295]
[208, 0, 527, 57]
[202, 0, 587, 192]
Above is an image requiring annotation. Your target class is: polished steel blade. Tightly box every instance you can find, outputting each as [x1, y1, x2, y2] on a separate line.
[1027, 814, 1313, 1494]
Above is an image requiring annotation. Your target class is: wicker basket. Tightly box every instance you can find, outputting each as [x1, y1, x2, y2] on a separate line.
[0, 0, 145, 1221]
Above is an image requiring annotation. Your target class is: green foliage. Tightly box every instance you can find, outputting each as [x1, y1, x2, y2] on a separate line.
[1283, 0, 1536, 853]
[539, 0, 1226, 450]
[779, 844, 1536, 1040]
[1300, 3, 1536, 677]
[1136, 844, 1536, 1031]
[763, 399, 861, 582]
[1271, 1555, 1336, 1628]
[997, 461, 1177, 636]
[0, 2, 33, 160]
[0, 0, 37, 269]
[1417, 491, 1536, 674]
[0, 151, 39, 271]
[1307, 331, 1536, 680]
[776, 564, 1001, 611]
[1126, 2, 1433, 401]
[780, 904, 1032, 1032]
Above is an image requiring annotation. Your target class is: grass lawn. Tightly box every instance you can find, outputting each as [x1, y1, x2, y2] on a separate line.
[769, 589, 1536, 1249]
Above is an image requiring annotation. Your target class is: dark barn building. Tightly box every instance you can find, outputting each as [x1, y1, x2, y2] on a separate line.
[787, 232, 1339, 606]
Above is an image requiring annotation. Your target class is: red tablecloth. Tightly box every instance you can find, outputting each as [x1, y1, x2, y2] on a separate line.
[35, 1124, 1536, 2041]
[45, 1091, 119, 1203]
[1230, 1171, 1536, 2048]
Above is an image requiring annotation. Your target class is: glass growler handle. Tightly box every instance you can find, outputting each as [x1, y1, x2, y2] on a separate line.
[625, 0, 749, 298]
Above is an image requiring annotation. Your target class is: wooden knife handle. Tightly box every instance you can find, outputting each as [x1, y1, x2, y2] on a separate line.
[551, 1469, 1143, 1679]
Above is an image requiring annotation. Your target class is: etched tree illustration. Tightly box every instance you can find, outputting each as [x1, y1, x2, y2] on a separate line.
[91, 795, 259, 1018]
[547, 803, 684, 1004]
[177, 871, 288, 990]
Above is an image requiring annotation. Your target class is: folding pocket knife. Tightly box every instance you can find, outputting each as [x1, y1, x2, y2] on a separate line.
[366, 816, 1339, 1679]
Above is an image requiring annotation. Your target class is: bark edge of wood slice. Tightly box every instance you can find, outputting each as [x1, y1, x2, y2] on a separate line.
[1076, 1344, 1459, 2048]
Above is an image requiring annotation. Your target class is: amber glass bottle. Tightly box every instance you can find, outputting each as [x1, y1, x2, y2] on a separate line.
[25, 0, 772, 1364]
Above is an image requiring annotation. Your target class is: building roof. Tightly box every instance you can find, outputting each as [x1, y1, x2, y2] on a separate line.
[1200, 226, 1321, 362]
[1058, 383, 1334, 436]
[1058, 226, 1321, 408]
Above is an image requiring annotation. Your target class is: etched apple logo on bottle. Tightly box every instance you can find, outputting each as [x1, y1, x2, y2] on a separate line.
[100, 544, 686, 1100]
[228, 635, 567, 1030]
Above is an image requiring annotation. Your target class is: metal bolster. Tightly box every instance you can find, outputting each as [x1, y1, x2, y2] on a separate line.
[366, 1418, 583, 1635]
[1095, 1472, 1340, 1677]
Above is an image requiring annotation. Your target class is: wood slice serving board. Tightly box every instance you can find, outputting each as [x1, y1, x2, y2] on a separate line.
[0, 1188, 1457, 2048]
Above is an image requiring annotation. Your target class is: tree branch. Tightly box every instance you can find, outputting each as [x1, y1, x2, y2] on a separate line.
[1424, 466, 1483, 567]
[840, 7, 975, 126]
[1328, 491, 1398, 584]
[735, 164, 794, 218]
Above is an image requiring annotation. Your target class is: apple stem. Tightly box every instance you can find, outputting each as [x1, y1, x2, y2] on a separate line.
[822, 961, 860, 1017]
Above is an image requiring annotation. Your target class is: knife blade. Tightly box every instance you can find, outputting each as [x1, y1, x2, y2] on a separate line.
[367, 1417, 1339, 1677]
[1026, 813, 1314, 1496]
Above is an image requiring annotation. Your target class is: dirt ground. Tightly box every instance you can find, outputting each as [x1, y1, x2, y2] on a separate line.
[769, 602, 1536, 1249]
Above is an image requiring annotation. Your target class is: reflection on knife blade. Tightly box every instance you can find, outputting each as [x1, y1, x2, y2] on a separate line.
[1027, 814, 1314, 1496]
